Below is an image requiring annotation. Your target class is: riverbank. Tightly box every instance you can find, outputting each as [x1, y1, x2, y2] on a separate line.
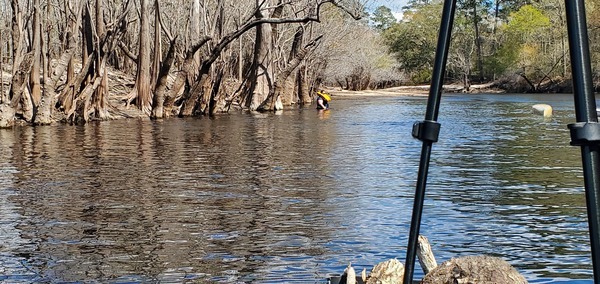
[326, 83, 505, 99]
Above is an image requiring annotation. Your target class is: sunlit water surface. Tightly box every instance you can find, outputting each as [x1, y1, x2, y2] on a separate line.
[0, 93, 595, 283]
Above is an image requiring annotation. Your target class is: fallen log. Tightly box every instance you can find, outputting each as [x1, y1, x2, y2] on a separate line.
[330, 235, 527, 284]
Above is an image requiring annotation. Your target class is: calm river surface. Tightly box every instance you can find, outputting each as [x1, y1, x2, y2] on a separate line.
[0, 93, 596, 283]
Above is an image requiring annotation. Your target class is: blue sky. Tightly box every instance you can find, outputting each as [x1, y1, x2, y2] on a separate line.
[367, 0, 409, 20]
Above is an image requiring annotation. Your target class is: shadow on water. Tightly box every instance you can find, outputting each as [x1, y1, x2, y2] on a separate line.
[0, 93, 595, 283]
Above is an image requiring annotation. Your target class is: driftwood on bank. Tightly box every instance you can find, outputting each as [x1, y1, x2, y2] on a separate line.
[416, 235, 437, 275]
[333, 235, 528, 284]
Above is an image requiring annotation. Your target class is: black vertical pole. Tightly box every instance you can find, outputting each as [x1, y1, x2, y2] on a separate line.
[403, 0, 457, 282]
[565, 0, 600, 282]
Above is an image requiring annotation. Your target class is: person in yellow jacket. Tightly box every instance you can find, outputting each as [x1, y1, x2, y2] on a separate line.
[316, 90, 331, 110]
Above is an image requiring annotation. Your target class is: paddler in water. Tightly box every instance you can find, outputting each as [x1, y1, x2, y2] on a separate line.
[316, 90, 330, 110]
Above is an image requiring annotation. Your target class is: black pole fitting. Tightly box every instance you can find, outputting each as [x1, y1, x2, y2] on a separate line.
[412, 121, 441, 143]
[403, 0, 457, 282]
[569, 122, 600, 146]
[565, 0, 600, 281]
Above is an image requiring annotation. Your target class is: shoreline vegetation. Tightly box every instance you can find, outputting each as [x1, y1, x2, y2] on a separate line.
[328, 83, 504, 98]
[0, 1, 582, 129]
[329, 75, 577, 99]
[0, 66, 575, 128]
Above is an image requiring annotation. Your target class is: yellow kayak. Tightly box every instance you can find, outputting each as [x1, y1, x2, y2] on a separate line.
[317, 91, 332, 102]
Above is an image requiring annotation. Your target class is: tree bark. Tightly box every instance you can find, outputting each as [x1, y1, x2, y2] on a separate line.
[0, 0, 21, 127]
[93, 60, 110, 120]
[190, 0, 201, 69]
[58, 54, 76, 114]
[0, 28, 4, 104]
[151, 0, 162, 90]
[29, 0, 42, 122]
[208, 67, 224, 115]
[58, 52, 96, 118]
[36, 0, 54, 125]
[473, 4, 483, 82]
[177, 1, 332, 116]
[134, 0, 152, 114]
[180, 65, 210, 116]
[245, 3, 275, 111]
[417, 235, 438, 275]
[258, 35, 321, 111]
[82, 3, 94, 84]
[151, 38, 177, 119]
[297, 66, 311, 104]
[0, 24, 13, 127]
[91, 0, 110, 120]
[165, 36, 211, 116]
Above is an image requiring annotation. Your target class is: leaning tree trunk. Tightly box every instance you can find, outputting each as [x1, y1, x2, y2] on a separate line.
[180, 64, 211, 116]
[207, 66, 224, 115]
[257, 35, 321, 111]
[296, 65, 311, 104]
[283, 26, 304, 105]
[56, 1, 130, 123]
[198, 1, 225, 115]
[149, 0, 176, 119]
[165, 36, 211, 117]
[151, 38, 177, 119]
[178, 2, 331, 116]
[179, 0, 225, 116]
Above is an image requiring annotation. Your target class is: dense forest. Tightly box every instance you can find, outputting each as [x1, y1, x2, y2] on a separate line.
[0, 0, 599, 127]
[375, 0, 600, 93]
[0, 0, 401, 127]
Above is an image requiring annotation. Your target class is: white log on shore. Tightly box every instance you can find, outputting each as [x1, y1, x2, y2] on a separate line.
[532, 104, 553, 117]
[365, 258, 404, 284]
[417, 235, 437, 274]
[332, 235, 528, 284]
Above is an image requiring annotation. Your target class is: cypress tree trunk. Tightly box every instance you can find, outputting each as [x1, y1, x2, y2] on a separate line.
[151, 39, 177, 119]
[134, 0, 152, 114]
[8, 1, 30, 119]
[28, 0, 42, 122]
[36, 0, 54, 125]
[246, 5, 274, 111]
[92, 0, 109, 120]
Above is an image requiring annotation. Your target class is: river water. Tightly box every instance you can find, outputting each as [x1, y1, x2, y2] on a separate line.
[0, 93, 595, 283]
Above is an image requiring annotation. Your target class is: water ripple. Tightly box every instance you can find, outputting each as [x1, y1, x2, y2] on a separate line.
[0, 94, 593, 283]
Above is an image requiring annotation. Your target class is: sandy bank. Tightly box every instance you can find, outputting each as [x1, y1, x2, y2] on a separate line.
[326, 83, 504, 99]
[327, 86, 430, 98]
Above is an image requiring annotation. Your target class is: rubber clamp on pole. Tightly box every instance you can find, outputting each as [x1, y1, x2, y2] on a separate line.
[412, 120, 441, 143]
[568, 122, 600, 146]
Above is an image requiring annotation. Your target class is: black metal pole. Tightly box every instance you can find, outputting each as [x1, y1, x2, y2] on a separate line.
[403, 0, 457, 282]
[564, 0, 600, 282]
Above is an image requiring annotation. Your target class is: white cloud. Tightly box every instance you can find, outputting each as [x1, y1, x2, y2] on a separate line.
[367, 0, 408, 21]
[393, 11, 404, 21]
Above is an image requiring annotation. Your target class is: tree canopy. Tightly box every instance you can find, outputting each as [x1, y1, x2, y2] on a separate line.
[378, 0, 600, 90]
[371, 5, 397, 31]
